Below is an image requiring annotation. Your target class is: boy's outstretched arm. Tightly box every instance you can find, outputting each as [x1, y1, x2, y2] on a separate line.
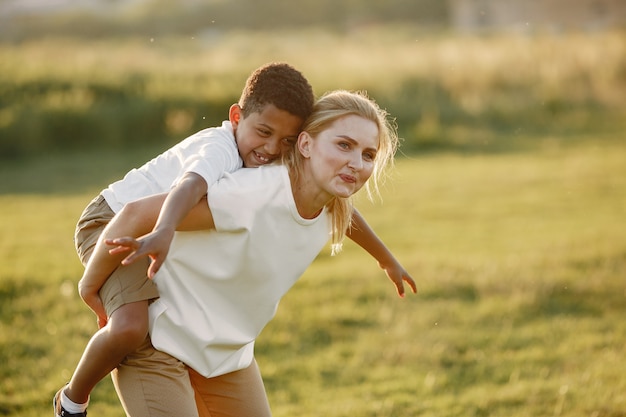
[105, 193, 216, 267]
[346, 209, 417, 298]
[124, 172, 208, 279]
[77, 194, 166, 325]
[78, 182, 211, 324]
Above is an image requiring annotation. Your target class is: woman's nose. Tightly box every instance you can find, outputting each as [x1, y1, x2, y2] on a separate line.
[347, 152, 363, 170]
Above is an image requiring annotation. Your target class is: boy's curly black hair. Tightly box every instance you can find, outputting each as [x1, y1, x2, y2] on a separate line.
[239, 62, 314, 122]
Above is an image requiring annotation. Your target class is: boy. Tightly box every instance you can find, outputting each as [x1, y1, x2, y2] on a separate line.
[54, 62, 314, 417]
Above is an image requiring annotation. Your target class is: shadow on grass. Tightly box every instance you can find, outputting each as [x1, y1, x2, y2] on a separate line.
[420, 283, 480, 303]
[0, 146, 168, 195]
[526, 286, 603, 318]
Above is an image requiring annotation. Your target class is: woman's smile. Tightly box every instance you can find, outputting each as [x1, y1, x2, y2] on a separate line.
[339, 173, 357, 184]
[300, 113, 379, 201]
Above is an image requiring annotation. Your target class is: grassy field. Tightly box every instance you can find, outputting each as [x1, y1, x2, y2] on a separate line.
[1, 27, 625, 416]
[1, 135, 625, 416]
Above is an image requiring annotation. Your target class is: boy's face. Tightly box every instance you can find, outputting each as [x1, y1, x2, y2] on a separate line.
[230, 104, 303, 168]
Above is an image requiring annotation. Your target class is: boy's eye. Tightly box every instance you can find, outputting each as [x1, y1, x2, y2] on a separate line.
[281, 137, 296, 146]
[258, 129, 271, 136]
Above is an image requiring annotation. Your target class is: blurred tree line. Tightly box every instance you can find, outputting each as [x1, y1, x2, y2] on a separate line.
[1, 1, 623, 160]
[152, 0, 448, 32]
[0, 0, 447, 40]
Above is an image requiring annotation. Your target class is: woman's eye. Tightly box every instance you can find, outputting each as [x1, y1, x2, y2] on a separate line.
[338, 142, 350, 149]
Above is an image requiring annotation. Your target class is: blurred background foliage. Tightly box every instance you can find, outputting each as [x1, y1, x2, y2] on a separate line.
[0, 0, 448, 39]
[0, 0, 624, 160]
[1, 3, 625, 415]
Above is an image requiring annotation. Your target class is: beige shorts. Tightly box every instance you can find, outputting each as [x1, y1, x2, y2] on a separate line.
[74, 194, 159, 316]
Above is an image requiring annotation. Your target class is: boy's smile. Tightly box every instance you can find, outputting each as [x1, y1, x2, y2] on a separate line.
[231, 104, 303, 168]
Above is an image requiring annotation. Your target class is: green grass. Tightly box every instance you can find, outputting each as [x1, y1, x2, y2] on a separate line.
[1, 136, 625, 416]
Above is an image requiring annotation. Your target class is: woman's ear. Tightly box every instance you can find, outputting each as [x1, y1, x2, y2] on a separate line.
[229, 104, 242, 129]
[297, 131, 312, 158]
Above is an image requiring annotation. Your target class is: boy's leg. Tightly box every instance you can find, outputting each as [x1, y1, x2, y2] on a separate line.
[63, 300, 149, 403]
[60, 194, 159, 405]
[62, 255, 157, 402]
[189, 359, 272, 417]
[112, 336, 199, 417]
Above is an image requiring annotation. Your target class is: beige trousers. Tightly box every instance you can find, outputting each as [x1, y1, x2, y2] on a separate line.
[112, 336, 272, 417]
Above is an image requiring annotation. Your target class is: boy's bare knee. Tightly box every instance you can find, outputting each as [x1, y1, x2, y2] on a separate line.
[110, 319, 147, 348]
[108, 303, 149, 349]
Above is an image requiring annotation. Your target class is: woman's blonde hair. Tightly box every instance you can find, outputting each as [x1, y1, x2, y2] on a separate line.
[283, 90, 399, 253]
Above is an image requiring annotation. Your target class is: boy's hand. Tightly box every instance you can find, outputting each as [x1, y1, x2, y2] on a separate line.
[78, 279, 108, 328]
[106, 228, 174, 279]
[379, 259, 417, 298]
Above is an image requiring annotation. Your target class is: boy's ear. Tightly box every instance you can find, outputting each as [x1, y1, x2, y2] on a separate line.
[229, 104, 242, 129]
[297, 131, 312, 158]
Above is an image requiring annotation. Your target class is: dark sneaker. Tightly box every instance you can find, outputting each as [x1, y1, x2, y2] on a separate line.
[53, 386, 87, 417]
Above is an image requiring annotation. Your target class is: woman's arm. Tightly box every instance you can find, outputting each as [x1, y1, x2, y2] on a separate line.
[347, 209, 417, 298]
[113, 173, 209, 278]
[109, 192, 215, 276]
[78, 192, 215, 323]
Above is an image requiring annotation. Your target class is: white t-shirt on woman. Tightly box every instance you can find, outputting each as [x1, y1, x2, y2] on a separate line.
[148, 164, 331, 378]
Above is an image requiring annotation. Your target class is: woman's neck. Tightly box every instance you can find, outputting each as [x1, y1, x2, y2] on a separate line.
[289, 169, 330, 219]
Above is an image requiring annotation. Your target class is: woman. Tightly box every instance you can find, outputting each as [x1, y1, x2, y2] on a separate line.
[97, 90, 415, 416]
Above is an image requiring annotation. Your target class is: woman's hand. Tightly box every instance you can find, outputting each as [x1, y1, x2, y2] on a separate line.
[379, 259, 417, 298]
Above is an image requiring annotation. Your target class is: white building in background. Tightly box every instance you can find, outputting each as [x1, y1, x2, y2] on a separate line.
[0, 0, 134, 16]
[0, 0, 209, 17]
[449, 0, 626, 33]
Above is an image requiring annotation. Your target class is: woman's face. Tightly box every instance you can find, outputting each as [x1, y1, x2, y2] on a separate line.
[301, 114, 379, 199]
